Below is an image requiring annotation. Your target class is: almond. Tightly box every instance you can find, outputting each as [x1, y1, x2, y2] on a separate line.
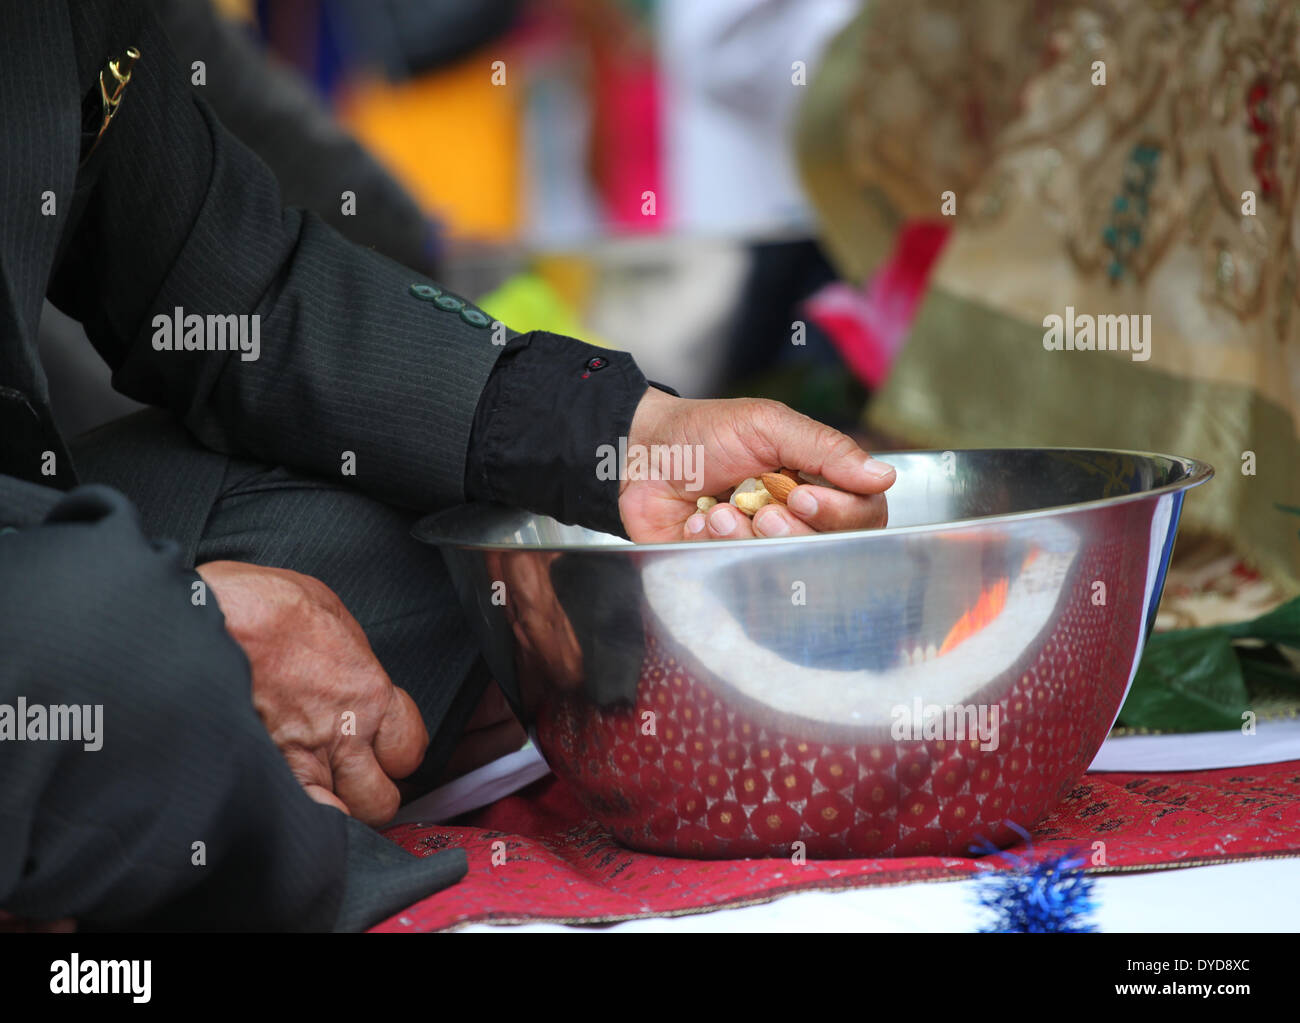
[760, 472, 796, 504]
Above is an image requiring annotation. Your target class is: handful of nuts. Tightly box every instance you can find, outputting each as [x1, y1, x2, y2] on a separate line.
[696, 468, 809, 516]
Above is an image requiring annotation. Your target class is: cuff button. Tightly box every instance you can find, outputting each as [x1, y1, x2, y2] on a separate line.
[409, 283, 442, 300]
[434, 294, 465, 312]
[460, 307, 491, 327]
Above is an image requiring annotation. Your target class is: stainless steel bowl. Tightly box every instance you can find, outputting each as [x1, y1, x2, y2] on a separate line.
[415, 448, 1211, 858]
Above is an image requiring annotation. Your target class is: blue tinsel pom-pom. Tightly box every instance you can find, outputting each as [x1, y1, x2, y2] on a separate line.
[973, 821, 1098, 933]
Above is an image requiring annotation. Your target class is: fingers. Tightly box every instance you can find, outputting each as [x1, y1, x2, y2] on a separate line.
[777, 484, 889, 533]
[331, 748, 403, 826]
[373, 684, 429, 781]
[751, 402, 896, 496]
[283, 746, 353, 814]
[302, 783, 350, 815]
[693, 501, 754, 540]
[751, 502, 818, 538]
[686, 488, 889, 543]
[336, 681, 427, 825]
[687, 490, 879, 540]
[685, 486, 888, 540]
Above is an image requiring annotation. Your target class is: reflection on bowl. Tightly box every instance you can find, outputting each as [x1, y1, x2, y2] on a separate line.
[416, 449, 1211, 858]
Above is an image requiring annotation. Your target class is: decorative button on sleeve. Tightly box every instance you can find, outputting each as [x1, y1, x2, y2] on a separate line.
[411, 281, 492, 328]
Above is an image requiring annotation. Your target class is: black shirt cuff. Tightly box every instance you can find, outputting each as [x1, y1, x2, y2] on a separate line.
[465, 332, 661, 538]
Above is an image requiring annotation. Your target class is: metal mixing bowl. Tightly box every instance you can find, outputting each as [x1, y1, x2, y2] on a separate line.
[415, 448, 1211, 858]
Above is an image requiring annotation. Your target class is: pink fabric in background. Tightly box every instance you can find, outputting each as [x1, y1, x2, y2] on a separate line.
[595, 60, 665, 231]
[805, 222, 950, 388]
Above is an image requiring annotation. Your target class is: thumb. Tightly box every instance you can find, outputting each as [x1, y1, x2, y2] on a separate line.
[373, 684, 429, 780]
[303, 783, 351, 815]
[753, 403, 896, 495]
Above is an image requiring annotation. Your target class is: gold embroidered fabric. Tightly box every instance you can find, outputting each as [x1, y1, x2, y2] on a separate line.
[798, 0, 1300, 594]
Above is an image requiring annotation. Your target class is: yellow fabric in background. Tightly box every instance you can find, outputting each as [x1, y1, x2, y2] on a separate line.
[211, 0, 254, 22]
[532, 254, 597, 318]
[336, 59, 521, 241]
[476, 271, 609, 349]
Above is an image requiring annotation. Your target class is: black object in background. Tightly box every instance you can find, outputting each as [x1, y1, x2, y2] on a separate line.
[719, 238, 868, 432]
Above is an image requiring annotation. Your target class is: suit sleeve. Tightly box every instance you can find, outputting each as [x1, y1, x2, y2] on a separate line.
[47, 0, 504, 511]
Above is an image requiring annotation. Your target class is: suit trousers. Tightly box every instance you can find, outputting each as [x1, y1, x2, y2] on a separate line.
[72, 408, 492, 790]
[0, 408, 482, 929]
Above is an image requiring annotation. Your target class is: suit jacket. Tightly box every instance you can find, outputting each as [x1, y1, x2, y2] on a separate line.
[1, 0, 506, 509]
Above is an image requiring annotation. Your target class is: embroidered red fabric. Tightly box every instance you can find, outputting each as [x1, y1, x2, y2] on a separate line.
[373, 759, 1300, 931]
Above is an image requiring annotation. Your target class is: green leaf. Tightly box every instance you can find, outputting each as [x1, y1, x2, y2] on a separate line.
[1117, 596, 1300, 732]
[1118, 630, 1251, 732]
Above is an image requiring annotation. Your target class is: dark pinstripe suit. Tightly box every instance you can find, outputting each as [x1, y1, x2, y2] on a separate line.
[0, 0, 647, 930]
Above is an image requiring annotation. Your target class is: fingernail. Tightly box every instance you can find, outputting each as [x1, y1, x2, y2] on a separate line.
[709, 506, 738, 535]
[686, 513, 706, 535]
[754, 508, 790, 536]
[787, 488, 818, 516]
[864, 458, 896, 479]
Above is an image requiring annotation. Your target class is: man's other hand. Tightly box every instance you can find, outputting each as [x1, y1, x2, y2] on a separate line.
[195, 561, 427, 826]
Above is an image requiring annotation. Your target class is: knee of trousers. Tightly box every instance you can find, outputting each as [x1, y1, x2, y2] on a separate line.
[0, 484, 255, 739]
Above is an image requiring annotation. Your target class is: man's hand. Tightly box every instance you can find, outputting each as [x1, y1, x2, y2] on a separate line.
[195, 561, 427, 826]
[619, 388, 894, 542]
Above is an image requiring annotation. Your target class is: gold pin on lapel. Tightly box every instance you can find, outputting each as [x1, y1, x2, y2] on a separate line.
[86, 46, 141, 157]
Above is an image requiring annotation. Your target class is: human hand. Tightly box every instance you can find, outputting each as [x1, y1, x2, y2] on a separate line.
[618, 388, 894, 542]
[195, 561, 427, 826]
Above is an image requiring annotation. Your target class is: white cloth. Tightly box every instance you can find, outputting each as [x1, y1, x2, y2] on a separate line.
[459, 858, 1300, 932]
[658, 0, 859, 236]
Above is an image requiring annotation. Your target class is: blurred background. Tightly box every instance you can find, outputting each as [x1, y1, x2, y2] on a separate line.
[260, 0, 865, 416]
[42, 0, 1300, 620]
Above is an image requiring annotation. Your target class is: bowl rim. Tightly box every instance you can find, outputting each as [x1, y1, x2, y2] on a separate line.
[414, 446, 1215, 553]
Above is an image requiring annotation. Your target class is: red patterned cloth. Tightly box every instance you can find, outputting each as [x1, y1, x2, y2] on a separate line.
[373, 760, 1300, 931]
